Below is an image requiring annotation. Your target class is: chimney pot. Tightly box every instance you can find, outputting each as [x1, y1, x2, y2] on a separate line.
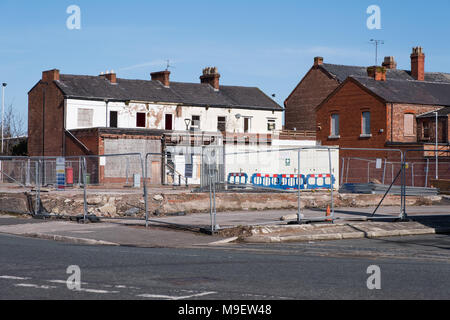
[151, 70, 171, 87]
[200, 67, 220, 90]
[314, 57, 324, 67]
[100, 70, 117, 84]
[411, 46, 425, 81]
[382, 56, 397, 69]
[42, 69, 60, 82]
[367, 66, 387, 81]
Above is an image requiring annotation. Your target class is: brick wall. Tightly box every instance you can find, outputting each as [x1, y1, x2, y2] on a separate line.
[388, 104, 441, 143]
[316, 79, 448, 160]
[448, 117, 450, 143]
[65, 129, 101, 156]
[28, 81, 65, 156]
[285, 67, 339, 131]
[316, 79, 388, 158]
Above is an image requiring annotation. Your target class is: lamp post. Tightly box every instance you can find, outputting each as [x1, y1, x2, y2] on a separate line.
[1, 83, 7, 154]
[433, 111, 439, 180]
[184, 118, 191, 131]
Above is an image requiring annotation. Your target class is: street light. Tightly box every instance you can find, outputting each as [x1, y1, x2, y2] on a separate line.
[184, 118, 191, 131]
[1, 83, 7, 154]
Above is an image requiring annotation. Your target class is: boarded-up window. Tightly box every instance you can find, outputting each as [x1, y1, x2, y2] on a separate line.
[244, 117, 251, 133]
[110, 111, 118, 128]
[404, 114, 415, 136]
[136, 113, 146, 128]
[165, 114, 173, 130]
[77, 108, 93, 128]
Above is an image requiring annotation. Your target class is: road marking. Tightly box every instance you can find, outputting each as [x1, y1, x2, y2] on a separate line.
[76, 288, 119, 294]
[15, 283, 57, 290]
[48, 280, 88, 285]
[0, 275, 30, 280]
[206, 237, 239, 246]
[137, 291, 217, 300]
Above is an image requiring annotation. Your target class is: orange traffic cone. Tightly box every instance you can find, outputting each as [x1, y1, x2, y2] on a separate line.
[325, 205, 332, 222]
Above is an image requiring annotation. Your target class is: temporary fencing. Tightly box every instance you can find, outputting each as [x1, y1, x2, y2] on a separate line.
[0, 146, 447, 235]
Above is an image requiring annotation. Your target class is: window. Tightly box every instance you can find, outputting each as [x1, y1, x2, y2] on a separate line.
[362, 111, 371, 136]
[109, 111, 118, 128]
[423, 121, 430, 139]
[191, 115, 200, 129]
[165, 114, 173, 130]
[267, 119, 276, 131]
[244, 117, 251, 133]
[404, 114, 415, 136]
[77, 108, 93, 128]
[330, 114, 339, 137]
[136, 112, 146, 128]
[217, 116, 226, 132]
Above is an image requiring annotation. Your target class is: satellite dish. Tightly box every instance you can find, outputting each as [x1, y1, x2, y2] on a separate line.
[235, 114, 242, 119]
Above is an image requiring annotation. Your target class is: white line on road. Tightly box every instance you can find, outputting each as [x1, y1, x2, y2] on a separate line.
[137, 291, 217, 300]
[75, 288, 120, 294]
[15, 283, 57, 290]
[48, 280, 89, 285]
[0, 275, 30, 280]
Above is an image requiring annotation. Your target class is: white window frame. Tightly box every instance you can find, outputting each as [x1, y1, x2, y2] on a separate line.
[329, 113, 340, 138]
[361, 111, 372, 137]
[191, 115, 201, 130]
[217, 116, 227, 132]
[244, 117, 252, 133]
[267, 118, 276, 131]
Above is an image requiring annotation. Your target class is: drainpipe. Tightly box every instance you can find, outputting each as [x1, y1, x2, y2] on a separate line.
[390, 103, 394, 143]
[105, 99, 109, 128]
[434, 111, 438, 180]
[41, 82, 48, 186]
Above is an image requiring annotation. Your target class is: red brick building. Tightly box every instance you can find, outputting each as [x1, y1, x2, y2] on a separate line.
[285, 49, 450, 133]
[27, 68, 284, 185]
[315, 48, 450, 186]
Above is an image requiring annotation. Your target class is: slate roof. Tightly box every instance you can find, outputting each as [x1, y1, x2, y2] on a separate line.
[54, 75, 283, 111]
[351, 76, 450, 107]
[321, 63, 450, 83]
[417, 107, 450, 118]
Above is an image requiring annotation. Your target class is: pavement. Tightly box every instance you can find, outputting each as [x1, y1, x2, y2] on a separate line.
[0, 205, 449, 247]
[0, 215, 222, 248]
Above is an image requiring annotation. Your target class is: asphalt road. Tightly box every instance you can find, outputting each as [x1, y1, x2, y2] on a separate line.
[0, 233, 449, 300]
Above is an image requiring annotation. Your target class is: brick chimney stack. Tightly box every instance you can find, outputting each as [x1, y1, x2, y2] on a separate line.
[151, 70, 171, 87]
[411, 47, 425, 81]
[367, 66, 387, 81]
[314, 57, 324, 67]
[382, 56, 397, 70]
[42, 69, 60, 82]
[200, 67, 220, 90]
[100, 70, 117, 84]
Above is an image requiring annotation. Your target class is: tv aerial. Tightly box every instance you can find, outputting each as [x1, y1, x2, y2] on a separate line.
[370, 39, 384, 66]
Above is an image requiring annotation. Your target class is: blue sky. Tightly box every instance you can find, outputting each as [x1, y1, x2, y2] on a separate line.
[1, 0, 450, 132]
